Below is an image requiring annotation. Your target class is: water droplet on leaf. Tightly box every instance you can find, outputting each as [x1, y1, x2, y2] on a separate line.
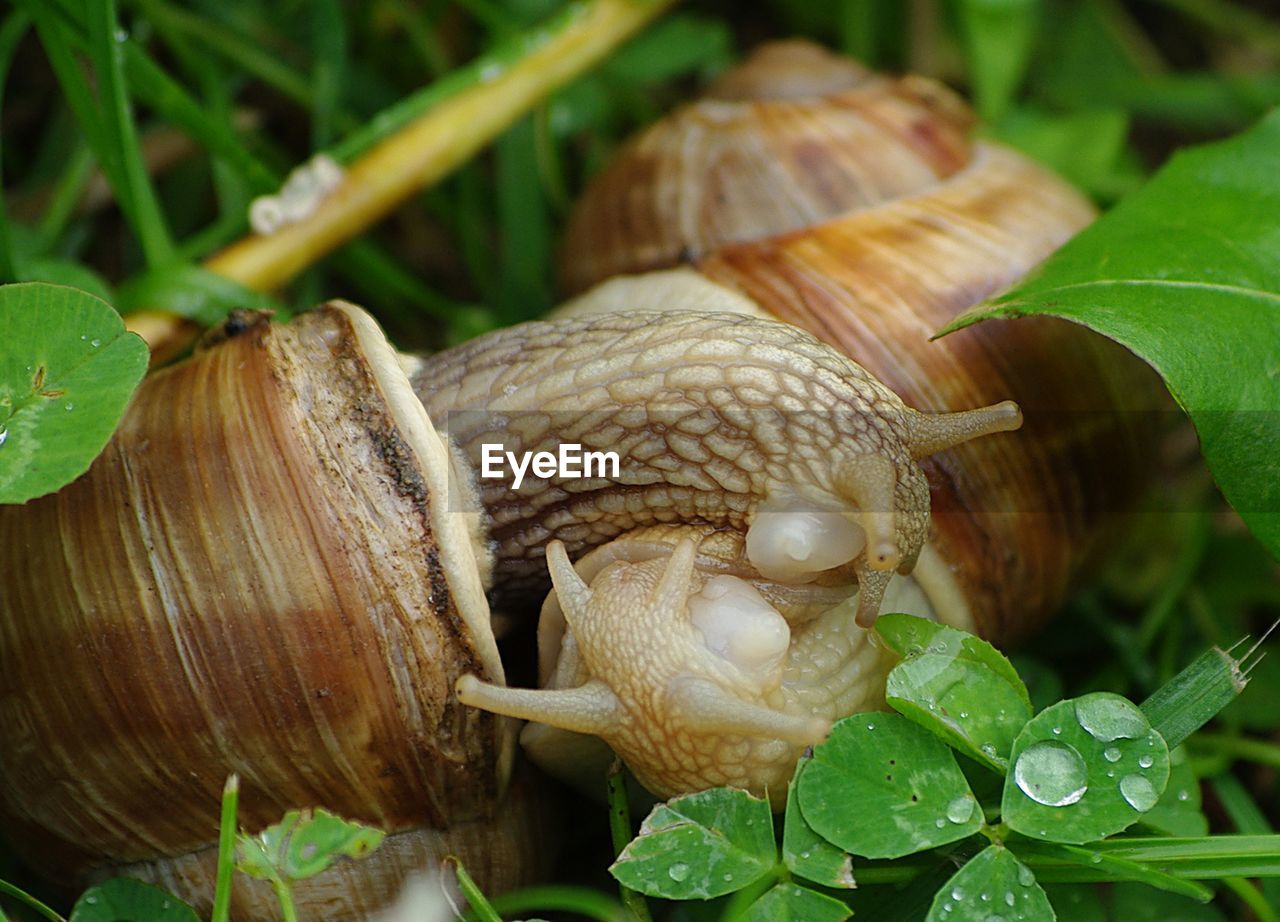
[1138, 754, 1154, 769]
[1017, 865, 1036, 886]
[1014, 740, 1088, 806]
[946, 796, 975, 824]
[1103, 747, 1122, 763]
[668, 862, 689, 882]
[1120, 773, 1158, 811]
[1075, 695, 1148, 742]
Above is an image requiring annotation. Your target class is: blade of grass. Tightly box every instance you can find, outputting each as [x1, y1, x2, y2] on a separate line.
[211, 774, 239, 922]
[83, 0, 175, 266]
[1094, 835, 1280, 879]
[1210, 771, 1280, 905]
[202, 0, 679, 294]
[309, 0, 347, 149]
[37, 145, 95, 252]
[1189, 732, 1280, 770]
[1137, 511, 1209, 651]
[144, 5, 314, 114]
[1140, 644, 1249, 749]
[606, 761, 653, 922]
[0, 880, 65, 922]
[1012, 841, 1213, 901]
[494, 115, 552, 323]
[23, 2, 116, 195]
[0, 11, 31, 281]
[1222, 877, 1278, 922]
[451, 860, 502, 922]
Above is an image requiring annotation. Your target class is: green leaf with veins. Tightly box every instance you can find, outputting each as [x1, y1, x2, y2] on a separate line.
[70, 878, 199, 922]
[744, 882, 851, 922]
[0, 283, 148, 505]
[926, 845, 1054, 922]
[940, 111, 1280, 559]
[782, 761, 856, 888]
[610, 787, 776, 900]
[237, 808, 384, 882]
[877, 614, 1033, 771]
[1002, 693, 1170, 844]
[798, 712, 982, 859]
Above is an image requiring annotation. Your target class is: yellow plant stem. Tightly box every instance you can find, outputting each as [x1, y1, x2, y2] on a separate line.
[127, 0, 677, 353]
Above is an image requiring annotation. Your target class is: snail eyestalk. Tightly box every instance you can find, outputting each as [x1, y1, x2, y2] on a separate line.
[903, 400, 1024, 459]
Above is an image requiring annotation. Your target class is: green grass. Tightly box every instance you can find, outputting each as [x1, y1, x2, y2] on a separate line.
[0, 1, 1278, 920]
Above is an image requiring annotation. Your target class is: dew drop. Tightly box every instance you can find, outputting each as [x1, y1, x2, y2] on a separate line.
[64, 403, 74, 411]
[1120, 773, 1159, 811]
[989, 916, 1006, 922]
[1075, 696, 1148, 742]
[1052, 726, 1062, 735]
[1089, 853, 1103, 864]
[946, 796, 976, 824]
[1013, 740, 1088, 806]
[866, 721, 876, 730]
[981, 891, 991, 901]
[980, 743, 999, 760]
[935, 818, 946, 828]
[1177, 790, 1190, 802]
[0, 428, 7, 448]
[90, 338, 101, 348]
[722, 873, 733, 882]
[85, 896, 98, 905]
[668, 862, 689, 882]
[1005, 891, 1016, 907]
[1103, 747, 1122, 763]
[951, 886, 964, 901]
[1139, 754, 1154, 769]
[1017, 865, 1036, 886]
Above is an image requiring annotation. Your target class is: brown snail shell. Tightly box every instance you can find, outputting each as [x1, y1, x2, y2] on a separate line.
[556, 40, 1163, 645]
[0, 304, 550, 917]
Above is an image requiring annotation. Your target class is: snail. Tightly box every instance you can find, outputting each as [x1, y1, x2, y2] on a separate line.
[0, 40, 1156, 919]
[447, 40, 1160, 800]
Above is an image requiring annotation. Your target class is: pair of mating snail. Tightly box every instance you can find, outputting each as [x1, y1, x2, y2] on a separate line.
[0, 41, 1157, 918]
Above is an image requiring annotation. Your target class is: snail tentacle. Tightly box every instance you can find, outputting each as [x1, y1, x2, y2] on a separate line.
[456, 675, 623, 736]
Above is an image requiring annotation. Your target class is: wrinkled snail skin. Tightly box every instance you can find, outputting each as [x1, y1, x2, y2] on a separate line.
[410, 309, 1022, 627]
